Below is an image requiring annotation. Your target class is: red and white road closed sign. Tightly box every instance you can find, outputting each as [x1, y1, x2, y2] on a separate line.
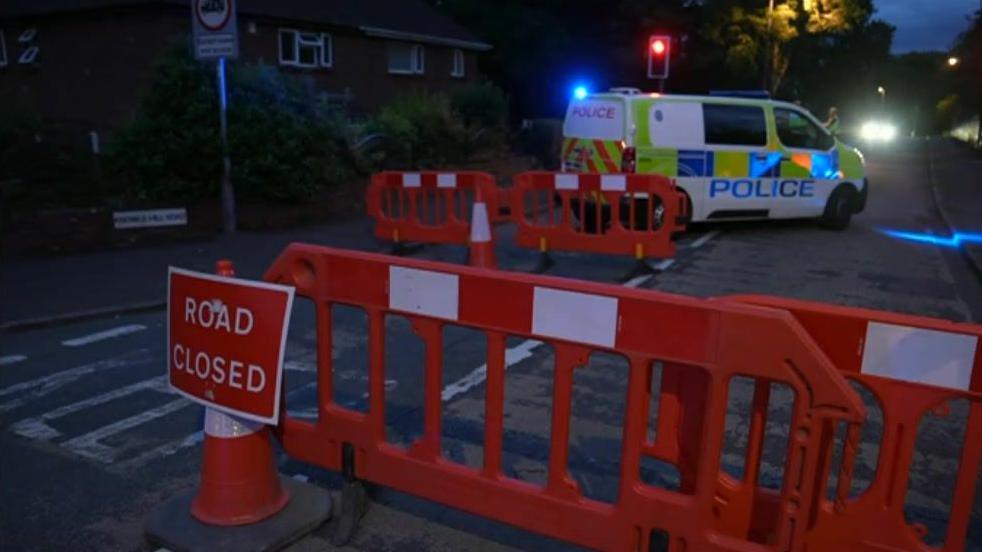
[168, 267, 294, 425]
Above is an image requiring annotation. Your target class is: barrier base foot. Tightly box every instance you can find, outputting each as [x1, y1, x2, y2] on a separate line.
[532, 252, 555, 274]
[145, 475, 331, 552]
[619, 259, 655, 283]
[390, 242, 424, 256]
[331, 479, 368, 546]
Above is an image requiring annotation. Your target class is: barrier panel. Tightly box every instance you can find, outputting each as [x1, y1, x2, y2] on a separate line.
[366, 171, 498, 248]
[510, 172, 689, 261]
[265, 243, 864, 551]
[717, 295, 982, 552]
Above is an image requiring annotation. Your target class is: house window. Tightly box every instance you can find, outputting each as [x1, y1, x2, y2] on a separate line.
[278, 29, 332, 68]
[388, 43, 424, 74]
[451, 48, 465, 77]
[0, 31, 6, 67]
[18, 46, 38, 65]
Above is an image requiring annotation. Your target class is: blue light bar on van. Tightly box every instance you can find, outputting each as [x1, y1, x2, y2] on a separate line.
[709, 90, 771, 99]
[573, 85, 589, 100]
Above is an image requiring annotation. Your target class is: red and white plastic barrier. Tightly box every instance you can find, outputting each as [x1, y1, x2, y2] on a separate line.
[366, 171, 499, 248]
[510, 171, 688, 260]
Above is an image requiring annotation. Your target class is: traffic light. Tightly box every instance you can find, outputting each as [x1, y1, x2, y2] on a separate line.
[647, 35, 671, 79]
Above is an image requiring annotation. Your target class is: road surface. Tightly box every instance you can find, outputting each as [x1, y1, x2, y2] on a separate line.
[1, 139, 980, 551]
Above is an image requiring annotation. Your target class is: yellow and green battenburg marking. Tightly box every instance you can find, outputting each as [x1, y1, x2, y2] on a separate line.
[568, 143, 861, 181]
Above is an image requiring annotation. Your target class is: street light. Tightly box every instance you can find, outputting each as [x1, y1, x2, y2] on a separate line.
[947, 56, 960, 67]
[877, 85, 885, 111]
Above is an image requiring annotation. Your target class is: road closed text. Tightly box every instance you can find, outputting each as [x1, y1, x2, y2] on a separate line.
[171, 297, 266, 394]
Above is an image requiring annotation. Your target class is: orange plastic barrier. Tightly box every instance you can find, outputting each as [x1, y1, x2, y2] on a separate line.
[721, 295, 982, 552]
[265, 244, 864, 551]
[366, 171, 498, 247]
[510, 172, 689, 260]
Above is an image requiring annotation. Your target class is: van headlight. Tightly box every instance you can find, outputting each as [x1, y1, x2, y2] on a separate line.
[860, 121, 897, 142]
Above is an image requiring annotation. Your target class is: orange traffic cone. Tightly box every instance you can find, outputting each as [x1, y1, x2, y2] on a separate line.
[189, 260, 290, 526]
[468, 189, 497, 269]
[191, 405, 290, 526]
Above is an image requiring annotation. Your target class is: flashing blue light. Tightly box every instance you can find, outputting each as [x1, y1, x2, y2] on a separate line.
[573, 86, 589, 100]
[880, 228, 982, 249]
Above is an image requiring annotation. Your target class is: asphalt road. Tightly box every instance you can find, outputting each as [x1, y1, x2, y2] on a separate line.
[1, 139, 981, 551]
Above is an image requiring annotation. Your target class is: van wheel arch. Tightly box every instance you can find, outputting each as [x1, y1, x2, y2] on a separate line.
[819, 183, 858, 230]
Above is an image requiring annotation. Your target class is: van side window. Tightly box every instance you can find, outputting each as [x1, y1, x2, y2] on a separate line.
[703, 104, 767, 147]
[775, 108, 834, 151]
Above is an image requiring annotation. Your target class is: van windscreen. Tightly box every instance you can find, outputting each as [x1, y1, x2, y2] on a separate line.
[563, 99, 624, 140]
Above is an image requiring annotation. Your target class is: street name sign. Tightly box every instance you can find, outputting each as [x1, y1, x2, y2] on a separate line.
[191, 0, 238, 60]
[113, 208, 188, 229]
[168, 267, 294, 424]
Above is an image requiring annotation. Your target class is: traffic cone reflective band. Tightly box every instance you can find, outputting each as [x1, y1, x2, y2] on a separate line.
[468, 190, 496, 269]
[191, 408, 290, 526]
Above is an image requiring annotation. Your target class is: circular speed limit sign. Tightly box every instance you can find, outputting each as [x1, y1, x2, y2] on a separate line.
[195, 0, 233, 31]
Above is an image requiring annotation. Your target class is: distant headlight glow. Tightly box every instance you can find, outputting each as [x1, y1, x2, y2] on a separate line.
[860, 121, 897, 142]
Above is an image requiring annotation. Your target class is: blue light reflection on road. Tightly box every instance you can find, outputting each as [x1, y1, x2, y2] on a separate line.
[880, 229, 982, 248]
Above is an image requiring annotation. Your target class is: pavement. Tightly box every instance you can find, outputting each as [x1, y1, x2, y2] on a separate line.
[1, 138, 981, 551]
[928, 138, 982, 279]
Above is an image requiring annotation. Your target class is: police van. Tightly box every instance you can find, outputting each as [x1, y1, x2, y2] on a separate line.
[561, 88, 867, 229]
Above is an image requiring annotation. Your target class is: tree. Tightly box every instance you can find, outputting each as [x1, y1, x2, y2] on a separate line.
[703, 0, 874, 94]
[106, 41, 354, 203]
[951, 9, 981, 145]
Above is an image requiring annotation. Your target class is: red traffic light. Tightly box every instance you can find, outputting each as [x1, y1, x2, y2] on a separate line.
[647, 35, 671, 79]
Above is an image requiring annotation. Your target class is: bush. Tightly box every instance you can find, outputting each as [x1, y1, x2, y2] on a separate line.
[0, 115, 104, 211]
[106, 40, 355, 204]
[450, 81, 508, 129]
[371, 92, 469, 168]
[366, 83, 510, 169]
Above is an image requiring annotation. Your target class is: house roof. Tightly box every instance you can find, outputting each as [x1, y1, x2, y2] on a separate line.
[1, 0, 492, 50]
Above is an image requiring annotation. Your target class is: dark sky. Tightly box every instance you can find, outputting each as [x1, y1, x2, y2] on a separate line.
[877, 0, 978, 52]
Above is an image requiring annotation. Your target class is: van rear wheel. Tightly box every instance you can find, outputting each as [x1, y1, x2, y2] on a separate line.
[820, 186, 855, 230]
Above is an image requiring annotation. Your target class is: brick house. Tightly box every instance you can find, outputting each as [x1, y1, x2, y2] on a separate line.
[0, 0, 492, 132]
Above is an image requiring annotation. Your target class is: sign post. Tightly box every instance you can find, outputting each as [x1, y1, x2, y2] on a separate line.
[192, 0, 239, 234]
[168, 266, 293, 425]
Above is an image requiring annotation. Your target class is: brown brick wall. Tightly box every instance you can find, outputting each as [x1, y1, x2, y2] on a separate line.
[0, 7, 188, 132]
[238, 17, 479, 112]
[0, 7, 483, 131]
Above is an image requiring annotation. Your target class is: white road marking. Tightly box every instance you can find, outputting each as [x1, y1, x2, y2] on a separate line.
[624, 275, 652, 288]
[441, 339, 542, 403]
[288, 406, 319, 419]
[0, 349, 152, 412]
[119, 380, 322, 469]
[62, 324, 147, 347]
[115, 431, 204, 471]
[9, 376, 171, 441]
[439, 229, 720, 403]
[0, 355, 27, 366]
[688, 230, 720, 249]
[652, 259, 675, 271]
[62, 398, 190, 463]
[284, 359, 316, 372]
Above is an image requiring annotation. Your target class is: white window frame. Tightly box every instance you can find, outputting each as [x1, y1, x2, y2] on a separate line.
[388, 43, 424, 75]
[18, 46, 38, 65]
[451, 48, 465, 77]
[0, 30, 7, 67]
[278, 28, 332, 69]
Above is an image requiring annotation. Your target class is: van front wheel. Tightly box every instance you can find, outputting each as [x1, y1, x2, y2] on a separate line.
[820, 186, 856, 230]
